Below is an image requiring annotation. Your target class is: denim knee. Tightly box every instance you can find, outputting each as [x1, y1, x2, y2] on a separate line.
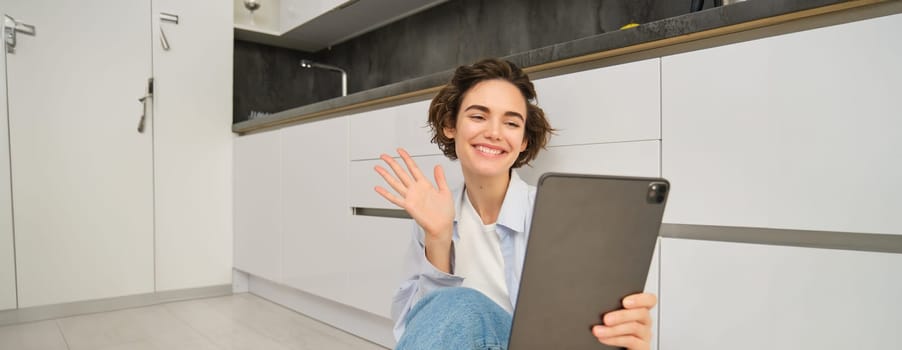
[398, 287, 512, 350]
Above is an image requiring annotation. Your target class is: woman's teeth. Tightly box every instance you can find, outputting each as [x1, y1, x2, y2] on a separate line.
[476, 145, 502, 155]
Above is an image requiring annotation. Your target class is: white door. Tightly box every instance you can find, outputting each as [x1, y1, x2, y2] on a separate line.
[4, 0, 155, 307]
[0, 14, 15, 311]
[151, 0, 233, 292]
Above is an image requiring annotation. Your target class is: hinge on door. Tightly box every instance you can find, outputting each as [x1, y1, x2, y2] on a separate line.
[4, 15, 37, 54]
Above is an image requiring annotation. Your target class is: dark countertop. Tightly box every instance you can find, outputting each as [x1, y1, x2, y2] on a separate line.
[233, 0, 876, 134]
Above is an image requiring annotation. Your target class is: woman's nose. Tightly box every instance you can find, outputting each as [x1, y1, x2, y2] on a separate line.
[484, 120, 502, 140]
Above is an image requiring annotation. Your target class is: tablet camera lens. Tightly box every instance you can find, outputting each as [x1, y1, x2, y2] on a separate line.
[648, 183, 668, 204]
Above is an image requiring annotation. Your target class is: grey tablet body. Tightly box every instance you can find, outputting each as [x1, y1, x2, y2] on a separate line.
[508, 173, 669, 350]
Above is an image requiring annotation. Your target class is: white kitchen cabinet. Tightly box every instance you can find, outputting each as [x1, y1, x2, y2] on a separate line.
[152, 0, 233, 292]
[515, 140, 660, 186]
[345, 215, 413, 318]
[281, 118, 351, 303]
[0, 37, 15, 311]
[661, 13, 902, 235]
[349, 155, 464, 210]
[280, 0, 346, 32]
[5, 0, 156, 307]
[659, 237, 902, 349]
[234, 131, 282, 283]
[234, 0, 345, 35]
[533, 58, 661, 147]
[233, 0, 281, 34]
[349, 100, 436, 160]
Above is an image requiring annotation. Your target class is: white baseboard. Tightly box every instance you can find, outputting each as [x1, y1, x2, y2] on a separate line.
[0, 284, 232, 327]
[247, 274, 395, 349]
[232, 268, 250, 293]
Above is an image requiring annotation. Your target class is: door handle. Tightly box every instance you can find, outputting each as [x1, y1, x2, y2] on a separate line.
[138, 78, 154, 133]
[4, 14, 37, 54]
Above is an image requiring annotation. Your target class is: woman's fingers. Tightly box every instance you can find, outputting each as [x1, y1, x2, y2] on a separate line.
[434, 165, 449, 192]
[603, 307, 652, 327]
[374, 186, 405, 209]
[380, 154, 413, 187]
[374, 165, 407, 197]
[593, 321, 650, 340]
[398, 148, 426, 182]
[595, 334, 647, 350]
[623, 293, 657, 309]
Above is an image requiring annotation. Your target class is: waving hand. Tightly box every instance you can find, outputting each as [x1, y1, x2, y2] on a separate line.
[374, 148, 455, 249]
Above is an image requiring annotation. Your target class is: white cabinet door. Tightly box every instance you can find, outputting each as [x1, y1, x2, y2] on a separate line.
[0, 30, 15, 311]
[533, 58, 660, 147]
[281, 118, 351, 303]
[349, 100, 436, 161]
[280, 0, 346, 31]
[661, 14, 902, 235]
[659, 238, 902, 349]
[345, 215, 412, 318]
[152, 0, 233, 292]
[5, 0, 155, 307]
[233, 0, 281, 34]
[516, 141, 660, 186]
[234, 131, 282, 283]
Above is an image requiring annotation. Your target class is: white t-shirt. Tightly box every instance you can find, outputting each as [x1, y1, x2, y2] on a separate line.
[454, 192, 514, 313]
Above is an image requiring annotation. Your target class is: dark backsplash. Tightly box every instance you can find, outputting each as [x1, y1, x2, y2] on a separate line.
[233, 41, 342, 124]
[234, 0, 701, 123]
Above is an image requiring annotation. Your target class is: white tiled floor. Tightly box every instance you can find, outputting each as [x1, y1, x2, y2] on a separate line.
[0, 293, 388, 350]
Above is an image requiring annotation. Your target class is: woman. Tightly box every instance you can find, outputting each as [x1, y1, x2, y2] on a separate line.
[375, 58, 656, 349]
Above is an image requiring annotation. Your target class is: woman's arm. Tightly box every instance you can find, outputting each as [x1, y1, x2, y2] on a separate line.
[376, 148, 462, 339]
[390, 224, 463, 339]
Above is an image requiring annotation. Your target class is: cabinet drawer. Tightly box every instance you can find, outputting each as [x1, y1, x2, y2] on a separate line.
[349, 100, 437, 161]
[516, 140, 660, 186]
[661, 14, 902, 234]
[345, 215, 413, 318]
[533, 58, 660, 147]
[350, 155, 463, 210]
[659, 237, 902, 349]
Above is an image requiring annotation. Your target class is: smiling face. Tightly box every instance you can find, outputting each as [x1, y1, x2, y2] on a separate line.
[443, 79, 529, 180]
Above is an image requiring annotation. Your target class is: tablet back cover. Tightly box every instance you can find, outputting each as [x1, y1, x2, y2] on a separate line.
[509, 173, 668, 350]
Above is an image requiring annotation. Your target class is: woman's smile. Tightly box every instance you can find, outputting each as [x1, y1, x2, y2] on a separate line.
[443, 79, 528, 179]
[473, 144, 506, 157]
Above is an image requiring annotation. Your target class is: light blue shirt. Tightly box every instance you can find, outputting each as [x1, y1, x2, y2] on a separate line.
[391, 171, 537, 340]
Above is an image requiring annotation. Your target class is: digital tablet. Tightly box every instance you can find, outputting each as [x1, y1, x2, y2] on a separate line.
[509, 173, 669, 349]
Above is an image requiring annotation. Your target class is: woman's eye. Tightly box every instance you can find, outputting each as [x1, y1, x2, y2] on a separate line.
[470, 115, 485, 120]
[506, 122, 521, 128]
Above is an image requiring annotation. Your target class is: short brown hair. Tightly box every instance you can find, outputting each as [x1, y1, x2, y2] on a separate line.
[427, 58, 553, 168]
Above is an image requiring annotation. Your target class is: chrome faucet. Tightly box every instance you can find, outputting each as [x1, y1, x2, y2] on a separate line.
[300, 59, 348, 97]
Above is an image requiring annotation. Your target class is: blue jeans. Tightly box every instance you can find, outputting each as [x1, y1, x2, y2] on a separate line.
[396, 287, 513, 350]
